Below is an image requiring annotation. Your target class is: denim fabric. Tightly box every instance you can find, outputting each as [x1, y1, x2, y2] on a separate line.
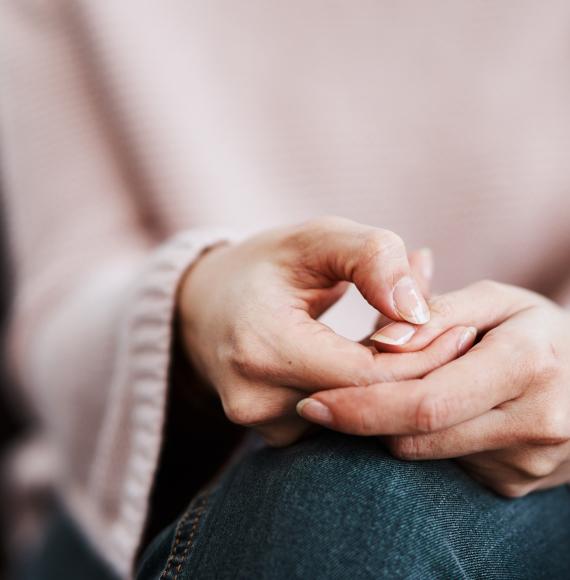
[138, 431, 570, 580]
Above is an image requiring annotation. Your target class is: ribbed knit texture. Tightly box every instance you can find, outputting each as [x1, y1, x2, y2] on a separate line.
[85, 231, 235, 576]
[2, 1, 570, 577]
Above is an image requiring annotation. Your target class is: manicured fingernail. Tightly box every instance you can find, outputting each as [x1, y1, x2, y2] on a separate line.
[296, 399, 333, 425]
[457, 326, 477, 354]
[371, 322, 417, 346]
[418, 248, 434, 281]
[392, 276, 430, 324]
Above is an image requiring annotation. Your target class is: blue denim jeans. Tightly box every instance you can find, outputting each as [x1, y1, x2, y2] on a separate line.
[138, 431, 570, 580]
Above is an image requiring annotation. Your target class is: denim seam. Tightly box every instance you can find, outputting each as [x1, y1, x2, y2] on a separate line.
[159, 507, 194, 580]
[173, 496, 209, 580]
[159, 492, 210, 580]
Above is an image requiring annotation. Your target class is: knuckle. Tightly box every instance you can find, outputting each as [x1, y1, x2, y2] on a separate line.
[223, 398, 250, 425]
[303, 215, 347, 233]
[514, 454, 557, 479]
[493, 481, 535, 499]
[486, 332, 537, 391]
[283, 216, 350, 260]
[257, 418, 308, 448]
[228, 336, 267, 378]
[529, 342, 561, 384]
[352, 405, 378, 436]
[470, 279, 538, 312]
[361, 230, 405, 261]
[224, 395, 270, 427]
[472, 279, 505, 296]
[414, 393, 452, 433]
[356, 230, 406, 286]
[428, 294, 455, 320]
[425, 344, 454, 369]
[388, 436, 424, 460]
[258, 430, 296, 448]
[531, 405, 570, 444]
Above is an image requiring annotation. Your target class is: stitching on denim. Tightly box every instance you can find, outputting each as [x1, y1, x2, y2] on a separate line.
[159, 506, 194, 580]
[159, 492, 210, 580]
[173, 495, 209, 580]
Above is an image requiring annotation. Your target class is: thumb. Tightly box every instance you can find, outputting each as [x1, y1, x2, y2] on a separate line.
[370, 280, 534, 353]
[296, 324, 479, 435]
[408, 247, 434, 298]
[371, 247, 434, 333]
[294, 217, 431, 324]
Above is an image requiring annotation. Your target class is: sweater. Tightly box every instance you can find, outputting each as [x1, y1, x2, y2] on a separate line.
[2, 1, 570, 577]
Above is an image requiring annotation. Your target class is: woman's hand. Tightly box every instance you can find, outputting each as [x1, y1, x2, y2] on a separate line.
[178, 217, 474, 446]
[297, 280, 570, 497]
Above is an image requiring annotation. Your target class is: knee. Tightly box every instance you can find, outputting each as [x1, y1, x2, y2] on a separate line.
[236, 430, 488, 541]
[252, 430, 478, 513]
[211, 431, 488, 577]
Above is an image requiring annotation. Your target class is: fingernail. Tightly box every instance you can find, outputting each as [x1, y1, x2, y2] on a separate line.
[371, 322, 417, 346]
[418, 248, 434, 281]
[457, 326, 477, 354]
[296, 399, 333, 426]
[392, 276, 430, 324]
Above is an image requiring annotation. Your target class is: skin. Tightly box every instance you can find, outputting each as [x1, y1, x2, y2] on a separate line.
[180, 215, 570, 498]
[177, 217, 474, 447]
[298, 280, 570, 498]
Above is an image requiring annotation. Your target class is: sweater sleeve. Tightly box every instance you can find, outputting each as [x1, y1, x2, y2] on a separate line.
[1, 3, 233, 576]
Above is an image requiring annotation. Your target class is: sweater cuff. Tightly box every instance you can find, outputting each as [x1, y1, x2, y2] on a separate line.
[87, 227, 239, 578]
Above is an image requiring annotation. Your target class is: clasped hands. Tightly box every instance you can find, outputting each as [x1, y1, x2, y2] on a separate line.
[179, 217, 570, 497]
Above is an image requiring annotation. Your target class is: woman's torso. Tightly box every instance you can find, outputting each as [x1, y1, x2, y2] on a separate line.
[78, 0, 570, 335]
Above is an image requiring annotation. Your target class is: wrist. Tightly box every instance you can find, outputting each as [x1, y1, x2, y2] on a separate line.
[176, 240, 231, 323]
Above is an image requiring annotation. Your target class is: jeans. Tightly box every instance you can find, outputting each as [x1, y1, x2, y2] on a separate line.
[138, 431, 570, 580]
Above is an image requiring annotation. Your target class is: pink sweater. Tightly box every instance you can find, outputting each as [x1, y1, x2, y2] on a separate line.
[2, 1, 570, 577]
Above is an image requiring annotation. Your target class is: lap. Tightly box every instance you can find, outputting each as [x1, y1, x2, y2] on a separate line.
[138, 431, 570, 579]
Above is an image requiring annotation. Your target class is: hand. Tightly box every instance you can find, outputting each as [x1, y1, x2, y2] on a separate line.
[178, 217, 472, 446]
[297, 280, 570, 497]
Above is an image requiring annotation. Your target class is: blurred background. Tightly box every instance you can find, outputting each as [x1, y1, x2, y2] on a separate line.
[0, 201, 55, 579]
[0, 202, 24, 577]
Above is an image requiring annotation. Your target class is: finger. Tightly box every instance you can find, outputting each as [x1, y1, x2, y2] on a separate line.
[534, 460, 570, 492]
[385, 408, 514, 460]
[295, 217, 430, 324]
[368, 247, 432, 338]
[370, 280, 537, 352]
[220, 380, 316, 447]
[297, 331, 526, 435]
[306, 281, 350, 319]
[220, 381, 301, 427]
[264, 311, 392, 388]
[368, 245, 434, 349]
[457, 449, 565, 498]
[366, 325, 476, 382]
[389, 374, 570, 460]
[457, 456, 533, 498]
[241, 327, 476, 447]
[268, 312, 476, 390]
[255, 415, 312, 448]
[408, 247, 433, 297]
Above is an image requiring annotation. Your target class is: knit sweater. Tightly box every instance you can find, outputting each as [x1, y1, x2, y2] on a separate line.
[2, 1, 570, 577]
